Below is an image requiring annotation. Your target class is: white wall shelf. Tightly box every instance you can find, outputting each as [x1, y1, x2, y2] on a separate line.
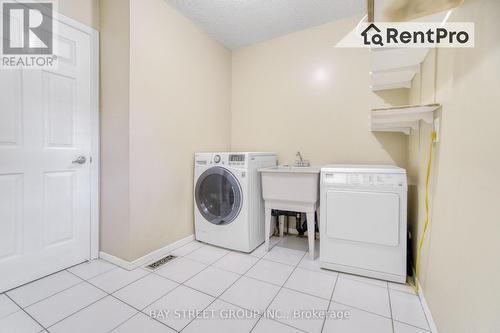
[370, 49, 429, 73]
[370, 104, 441, 135]
[369, 48, 428, 91]
[367, 3, 451, 92]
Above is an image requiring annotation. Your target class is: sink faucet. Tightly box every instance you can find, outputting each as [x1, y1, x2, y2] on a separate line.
[296, 151, 304, 164]
[295, 151, 310, 167]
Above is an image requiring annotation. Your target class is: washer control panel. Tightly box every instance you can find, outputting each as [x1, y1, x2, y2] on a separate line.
[194, 153, 247, 167]
[228, 154, 246, 166]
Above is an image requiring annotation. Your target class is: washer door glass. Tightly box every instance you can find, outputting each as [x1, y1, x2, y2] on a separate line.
[195, 167, 242, 225]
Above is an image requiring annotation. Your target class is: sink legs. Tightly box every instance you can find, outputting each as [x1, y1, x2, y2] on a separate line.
[265, 208, 272, 251]
[278, 215, 285, 237]
[264, 205, 317, 260]
[306, 212, 315, 260]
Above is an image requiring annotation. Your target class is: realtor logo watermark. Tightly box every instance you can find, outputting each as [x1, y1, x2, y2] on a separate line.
[336, 21, 474, 48]
[1, 0, 57, 68]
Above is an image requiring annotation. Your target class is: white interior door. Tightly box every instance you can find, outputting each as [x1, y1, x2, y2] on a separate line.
[0, 21, 94, 292]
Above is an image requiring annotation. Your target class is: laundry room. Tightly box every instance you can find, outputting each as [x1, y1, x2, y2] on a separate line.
[0, 0, 499, 333]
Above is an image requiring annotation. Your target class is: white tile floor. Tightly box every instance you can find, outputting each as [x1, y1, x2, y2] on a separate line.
[0, 237, 431, 333]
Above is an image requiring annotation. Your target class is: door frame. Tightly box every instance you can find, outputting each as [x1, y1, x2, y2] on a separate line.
[53, 12, 100, 260]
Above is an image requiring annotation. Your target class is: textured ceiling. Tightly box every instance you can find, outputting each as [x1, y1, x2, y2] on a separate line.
[164, 0, 366, 49]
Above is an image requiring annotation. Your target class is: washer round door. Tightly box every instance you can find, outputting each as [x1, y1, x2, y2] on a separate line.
[195, 167, 243, 225]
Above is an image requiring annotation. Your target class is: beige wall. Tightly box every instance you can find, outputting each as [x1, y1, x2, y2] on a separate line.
[58, 0, 100, 30]
[127, 0, 231, 260]
[408, 1, 500, 332]
[231, 16, 409, 167]
[407, 48, 437, 276]
[99, 0, 231, 261]
[99, 0, 132, 259]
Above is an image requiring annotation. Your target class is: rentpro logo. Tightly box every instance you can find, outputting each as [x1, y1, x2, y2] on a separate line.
[335, 21, 474, 49]
[361, 23, 471, 47]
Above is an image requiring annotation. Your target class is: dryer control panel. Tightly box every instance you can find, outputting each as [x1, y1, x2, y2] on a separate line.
[323, 172, 406, 188]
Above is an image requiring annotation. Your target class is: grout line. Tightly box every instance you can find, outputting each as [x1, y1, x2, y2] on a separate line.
[5, 293, 48, 331]
[393, 319, 431, 332]
[44, 291, 109, 329]
[388, 286, 418, 295]
[45, 271, 177, 332]
[96, 296, 142, 333]
[68, 260, 118, 281]
[151, 251, 231, 283]
[320, 272, 339, 332]
[171, 238, 284, 332]
[416, 291, 433, 331]
[45, 272, 151, 330]
[331, 300, 393, 320]
[211, 257, 261, 275]
[106, 277, 185, 332]
[177, 253, 231, 267]
[280, 285, 334, 302]
[133, 248, 240, 332]
[107, 294, 178, 332]
[107, 312, 142, 333]
[31, 271, 114, 327]
[0, 303, 18, 321]
[176, 292, 224, 330]
[2, 264, 85, 295]
[176, 241, 276, 332]
[110, 282, 183, 332]
[67, 267, 153, 296]
[386, 282, 396, 333]
[140, 240, 205, 273]
[217, 272, 337, 308]
[5, 273, 84, 310]
[113, 277, 182, 312]
[255, 256, 304, 268]
[204, 292, 308, 333]
[338, 273, 390, 289]
[389, 288, 432, 331]
[16, 279, 84, 310]
[172, 241, 205, 255]
[265, 317, 309, 333]
[248, 244, 307, 333]
[329, 273, 340, 303]
[328, 274, 400, 320]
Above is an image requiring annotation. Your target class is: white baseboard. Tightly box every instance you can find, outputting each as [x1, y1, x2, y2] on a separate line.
[415, 277, 439, 333]
[99, 234, 195, 271]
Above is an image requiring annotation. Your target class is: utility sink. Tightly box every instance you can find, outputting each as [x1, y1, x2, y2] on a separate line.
[259, 165, 320, 205]
[259, 165, 321, 259]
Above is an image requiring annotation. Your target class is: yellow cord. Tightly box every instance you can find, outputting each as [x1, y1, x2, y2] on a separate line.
[415, 131, 437, 293]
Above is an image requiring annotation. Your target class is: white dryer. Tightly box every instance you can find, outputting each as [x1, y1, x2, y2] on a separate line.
[194, 152, 277, 252]
[320, 165, 407, 283]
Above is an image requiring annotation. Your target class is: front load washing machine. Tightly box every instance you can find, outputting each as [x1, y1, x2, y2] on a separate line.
[194, 152, 277, 252]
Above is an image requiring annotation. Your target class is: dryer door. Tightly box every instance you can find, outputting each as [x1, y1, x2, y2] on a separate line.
[326, 190, 400, 246]
[195, 167, 243, 225]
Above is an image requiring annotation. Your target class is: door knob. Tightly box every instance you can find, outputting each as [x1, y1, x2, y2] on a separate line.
[72, 156, 87, 164]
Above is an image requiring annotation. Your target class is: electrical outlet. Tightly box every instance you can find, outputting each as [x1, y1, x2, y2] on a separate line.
[433, 118, 440, 143]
